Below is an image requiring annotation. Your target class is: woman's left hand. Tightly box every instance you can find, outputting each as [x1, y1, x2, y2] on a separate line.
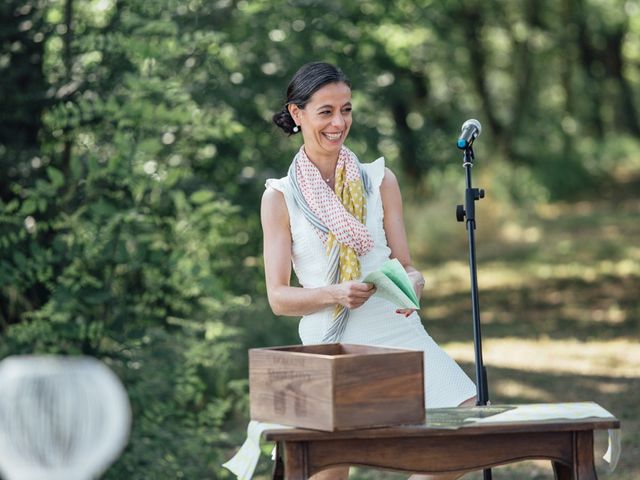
[407, 270, 426, 299]
[395, 270, 425, 317]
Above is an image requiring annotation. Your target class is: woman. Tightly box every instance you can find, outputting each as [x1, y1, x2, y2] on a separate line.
[263, 62, 476, 480]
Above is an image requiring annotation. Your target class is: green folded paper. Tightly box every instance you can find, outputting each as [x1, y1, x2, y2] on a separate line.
[363, 258, 420, 310]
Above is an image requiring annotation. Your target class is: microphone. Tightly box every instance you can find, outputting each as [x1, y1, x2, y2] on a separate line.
[457, 119, 482, 149]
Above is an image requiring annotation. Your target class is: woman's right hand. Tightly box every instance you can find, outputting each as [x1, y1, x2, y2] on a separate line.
[332, 281, 376, 310]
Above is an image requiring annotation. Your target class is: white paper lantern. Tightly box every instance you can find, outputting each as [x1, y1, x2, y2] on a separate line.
[0, 355, 131, 480]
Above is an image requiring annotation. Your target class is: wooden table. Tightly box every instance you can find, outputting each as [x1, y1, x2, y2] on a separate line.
[264, 404, 620, 479]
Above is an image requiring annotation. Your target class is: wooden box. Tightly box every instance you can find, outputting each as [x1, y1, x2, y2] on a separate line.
[249, 343, 425, 431]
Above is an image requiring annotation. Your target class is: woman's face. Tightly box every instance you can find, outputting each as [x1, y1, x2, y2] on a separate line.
[289, 81, 352, 162]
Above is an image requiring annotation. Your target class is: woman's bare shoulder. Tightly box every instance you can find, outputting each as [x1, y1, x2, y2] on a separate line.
[261, 186, 289, 223]
[380, 166, 400, 192]
[262, 185, 285, 203]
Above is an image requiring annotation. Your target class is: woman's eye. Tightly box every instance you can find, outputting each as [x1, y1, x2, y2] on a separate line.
[343, 107, 352, 113]
[320, 111, 330, 115]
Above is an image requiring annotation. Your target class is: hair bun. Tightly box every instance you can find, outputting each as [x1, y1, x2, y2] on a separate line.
[272, 108, 297, 135]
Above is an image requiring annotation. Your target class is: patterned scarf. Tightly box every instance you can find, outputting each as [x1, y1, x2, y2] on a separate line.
[288, 145, 373, 342]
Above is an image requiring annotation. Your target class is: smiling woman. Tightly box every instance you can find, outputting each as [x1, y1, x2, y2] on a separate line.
[254, 63, 477, 480]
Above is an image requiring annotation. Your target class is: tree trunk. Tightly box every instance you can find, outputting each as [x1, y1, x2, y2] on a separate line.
[604, 25, 640, 136]
[574, 0, 605, 137]
[561, 0, 576, 159]
[509, 0, 538, 143]
[459, 8, 509, 158]
[62, 0, 74, 174]
[0, 1, 48, 199]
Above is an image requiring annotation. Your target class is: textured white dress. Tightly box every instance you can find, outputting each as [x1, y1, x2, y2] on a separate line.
[266, 157, 476, 408]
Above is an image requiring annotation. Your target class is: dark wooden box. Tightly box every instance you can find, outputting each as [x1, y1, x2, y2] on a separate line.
[249, 343, 425, 431]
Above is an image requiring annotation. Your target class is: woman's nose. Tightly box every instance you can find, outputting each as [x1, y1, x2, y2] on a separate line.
[331, 113, 345, 128]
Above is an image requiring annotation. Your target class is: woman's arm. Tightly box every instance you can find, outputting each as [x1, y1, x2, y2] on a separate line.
[261, 187, 375, 316]
[379, 168, 426, 304]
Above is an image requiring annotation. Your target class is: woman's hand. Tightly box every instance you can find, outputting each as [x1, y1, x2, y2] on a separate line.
[333, 281, 376, 310]
[407, 270, 426, 300]
[396, 270, 425, 317]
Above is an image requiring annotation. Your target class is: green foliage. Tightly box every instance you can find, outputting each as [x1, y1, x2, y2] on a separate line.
[0, 1, 261, 476]
[0, 117, 251, 476]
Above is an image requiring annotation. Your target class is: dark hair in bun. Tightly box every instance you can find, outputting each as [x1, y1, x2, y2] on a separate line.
[272, 62, 351, 135]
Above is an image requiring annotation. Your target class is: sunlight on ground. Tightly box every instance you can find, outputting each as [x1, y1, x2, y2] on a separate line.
[426, 257, 640, 295]
[444, 338, 640, 379]
[499, 222, 541, 244]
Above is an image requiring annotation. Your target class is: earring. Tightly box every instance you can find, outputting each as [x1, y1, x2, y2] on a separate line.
[293, 125, 299, 133]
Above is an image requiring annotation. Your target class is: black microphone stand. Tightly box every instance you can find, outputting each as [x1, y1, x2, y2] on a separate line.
[455, 146, 492, 480]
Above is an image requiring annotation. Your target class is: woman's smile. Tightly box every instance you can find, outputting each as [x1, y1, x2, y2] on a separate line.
[323, 131, 343, 142]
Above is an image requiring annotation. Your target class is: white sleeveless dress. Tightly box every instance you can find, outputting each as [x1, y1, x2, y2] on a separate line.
[266, 157, 476, 408]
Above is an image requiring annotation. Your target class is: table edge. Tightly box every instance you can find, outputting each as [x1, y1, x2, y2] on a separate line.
[264, 418, 620, 441]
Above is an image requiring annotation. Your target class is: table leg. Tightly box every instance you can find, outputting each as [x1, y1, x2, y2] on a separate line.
[552, 461, 573, 480]
[552, 431, 597, 480]
[272, 442, 284, 480]
[574, 431, 597, 479]
[283, 441, 308, 480]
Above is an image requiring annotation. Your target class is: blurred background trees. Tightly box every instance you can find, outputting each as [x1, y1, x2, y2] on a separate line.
[1, 0, 639, 478]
